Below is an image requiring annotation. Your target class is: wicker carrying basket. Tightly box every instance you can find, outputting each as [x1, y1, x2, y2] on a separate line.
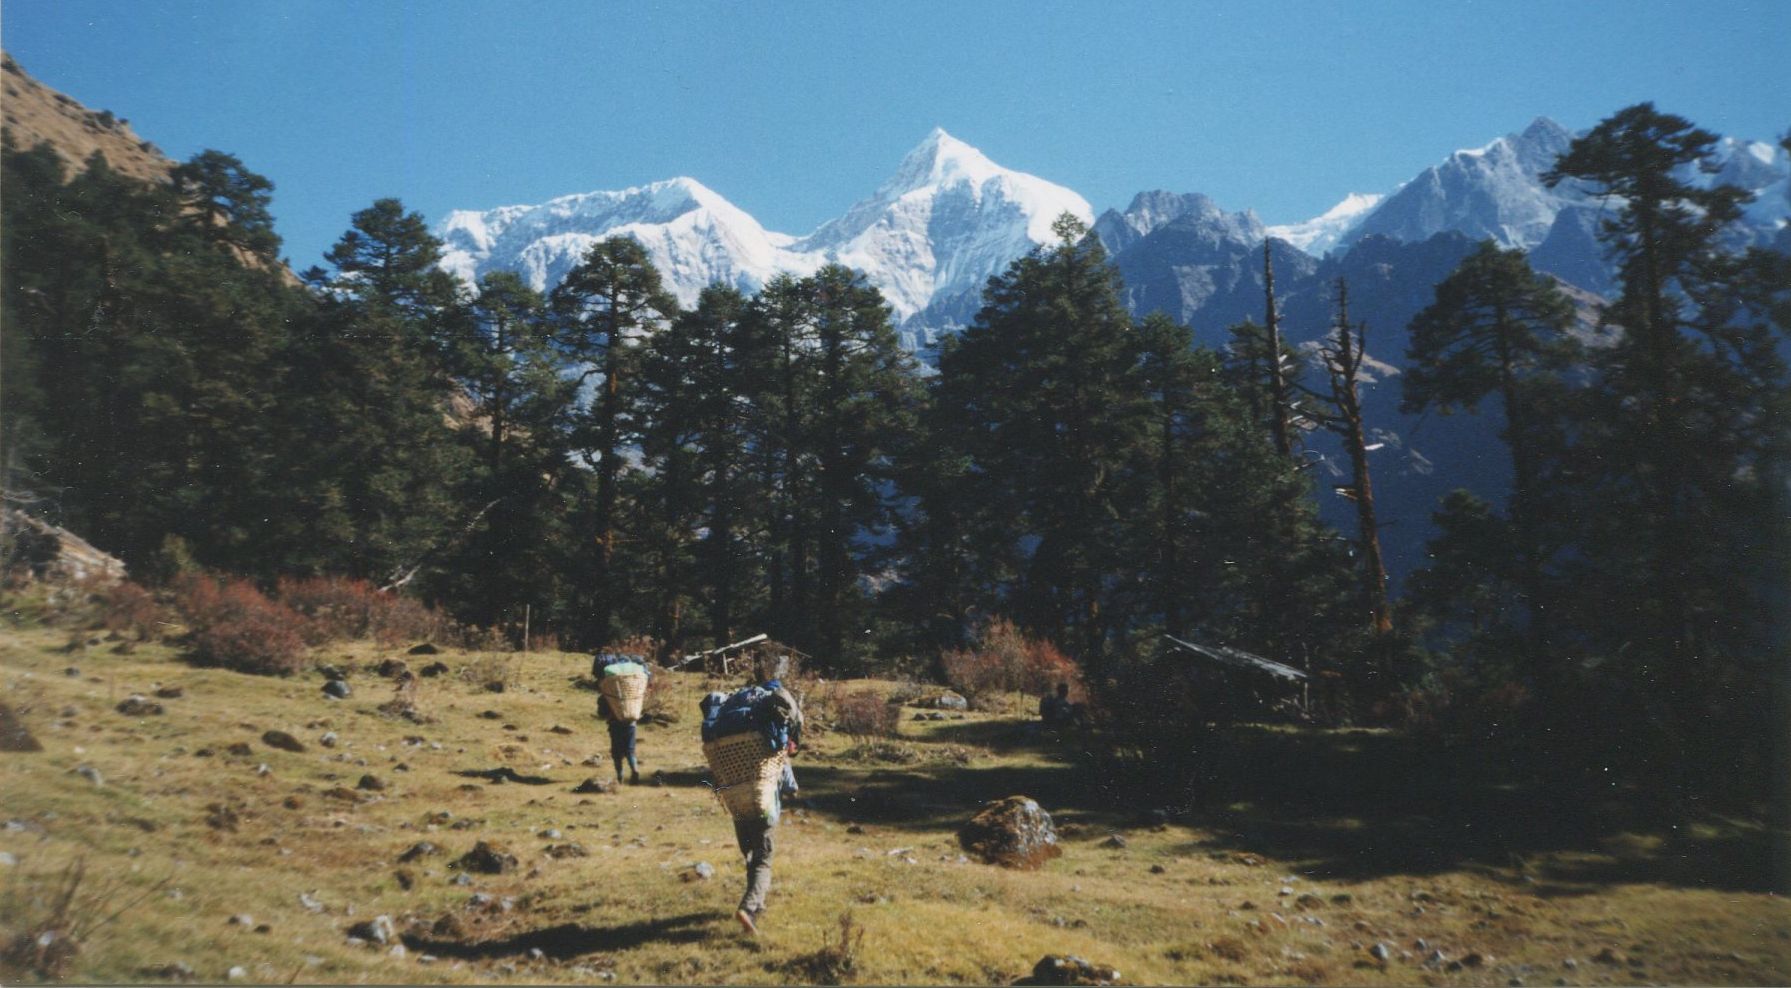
[703, 732, 787, 819]
[599, 673, 648, 723]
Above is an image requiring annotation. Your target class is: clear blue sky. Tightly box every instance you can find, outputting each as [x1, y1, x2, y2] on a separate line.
[5, 0, 1786, 270]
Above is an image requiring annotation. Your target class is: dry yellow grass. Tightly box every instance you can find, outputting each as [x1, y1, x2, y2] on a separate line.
[1, 626, 1787, 985]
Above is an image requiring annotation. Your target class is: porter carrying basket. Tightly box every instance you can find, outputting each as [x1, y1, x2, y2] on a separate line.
[703, 732, 787, 819]
[599, 673, 648, 723]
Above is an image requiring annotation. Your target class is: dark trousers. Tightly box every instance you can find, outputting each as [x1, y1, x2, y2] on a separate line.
[732, 815, 775, 915]
[606, 719, 637, 779]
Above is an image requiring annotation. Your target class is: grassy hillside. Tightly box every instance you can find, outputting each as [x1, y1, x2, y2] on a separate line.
[1, 627, 1786, 985]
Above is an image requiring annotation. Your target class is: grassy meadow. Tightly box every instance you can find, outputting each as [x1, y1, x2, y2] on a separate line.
[1, 626, 1787, 985]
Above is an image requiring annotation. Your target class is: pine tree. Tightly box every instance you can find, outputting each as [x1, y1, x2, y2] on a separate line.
[549, 237, 677, 644]
[1402, 241, 1578, 661]
[171, 149, 281, 259]
[1543, 104, 1789, 797]
[929, 214, 1148, 665]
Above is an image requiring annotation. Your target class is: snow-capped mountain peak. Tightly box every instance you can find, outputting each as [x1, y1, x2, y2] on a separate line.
[1265, 192, 1384, 255]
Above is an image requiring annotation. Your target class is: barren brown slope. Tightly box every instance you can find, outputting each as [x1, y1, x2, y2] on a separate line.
[2, 51, 175, 183]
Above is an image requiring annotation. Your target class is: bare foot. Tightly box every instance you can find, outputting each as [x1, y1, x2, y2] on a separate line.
[735, 908, 757, 935]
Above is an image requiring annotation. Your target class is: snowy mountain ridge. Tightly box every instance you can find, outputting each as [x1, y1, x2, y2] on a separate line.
[437, 129, 1090, 345]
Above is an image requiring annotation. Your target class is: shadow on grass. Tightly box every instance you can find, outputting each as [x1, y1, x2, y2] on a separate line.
[802, 719, 1782, 893]
[400, 912, 713, 960]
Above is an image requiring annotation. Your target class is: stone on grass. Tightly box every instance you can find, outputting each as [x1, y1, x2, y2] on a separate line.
[116, 695, 164, 716]
[927, 690, 969, 711]
[357, 774, 386, 791]
[228, 913, 255, 927]
[319, 731, 338, 748]
[322, 680, 351, 699]
[453, 841, 518, 875]
[419, 662, 449, 677]
[544, 843, 588, 859]
[154, 685, 184, 699]
[226, 965, 248, 981]
[1371, 943, 1391, 961]
[73, 764, 103, 786]
[958, 795, 1062, 870]
[408, 643, 439, 655]
[1100, 834, 1128, 850]
[261, 730, 305, 753]
[1020, 954, 1124, 986]
[681, 861, 716, 882]
[572, 777, 614, 794]
[397, 841, 438, 863]
[345, 915, 396, 945]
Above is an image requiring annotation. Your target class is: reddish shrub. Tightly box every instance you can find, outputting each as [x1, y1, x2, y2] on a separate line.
[940, 618, 1082, 708]
[831, 687, 901, 739]
[172, 573, 307, 675]
[274, 576, 444, 646]
[98, 581, 166, 641]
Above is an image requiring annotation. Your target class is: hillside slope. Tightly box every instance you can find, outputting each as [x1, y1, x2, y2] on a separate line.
[1, 53, 173, 182]
[1, 628, 1784, 985]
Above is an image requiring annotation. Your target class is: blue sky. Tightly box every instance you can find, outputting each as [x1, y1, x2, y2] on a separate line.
[5, 0, 1786, 270]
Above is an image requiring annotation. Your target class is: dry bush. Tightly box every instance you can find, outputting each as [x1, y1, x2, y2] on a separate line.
[275, 576, 444, 646]
[97, 581, 165, 641]
[172, 573, 307, 675]
[939, 617, 1082, 709]
[832, 688, 900, 739]
[0, 858, 169, 981]
[788, 911, 866, 985]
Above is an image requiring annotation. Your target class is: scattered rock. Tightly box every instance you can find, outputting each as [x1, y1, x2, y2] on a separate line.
[549, 725, 573, 735]
[73, 764, 103, 786]
[395, 870, 414, 890]
[478, 710, 503, 720]
[539, 828, 562, 839]
[1462, 952, 1486, 968]
[226, 965, 248, 981]
[345, 915, 396, 945]
[387, 943, 407, 960]
[1100, 834, 1128, 850]
[228, 913, 255, 927]
[1296, 893, 1324, 910]
[398, 841, 439, 863]
[571, 777, 614, 794]
[357, 774, 386, 791]
[319, 731, 338, 748]
[153, 685, 184, 699]
[419, 662, 449, 677]
[682, 861, 716, 882]
[927, 690, 969, 711]
[408, 643, 440, 655]
[846, 824, 865, 834]
[1331, 892, 1354, 905]
[143, 961, 196, 981]
[374, 659, 409, 678]
[453, 840, 518, 874]
[544, 843, 588, 859]
[1593, 947, 1624, 966]
[483, 681, 506, 693]
[1021, 954, 1124, 986]
[322, 680, 351, 699]
[1149, 864, 1166, 874]
[262, 730, 306, 753]
[431, 913, 467, 938]
[1562, 958, 1578, 970]
[116, 695, 164, 716]
[0, 852, 17, 866]
[254, 924, 271, 934]
[1371, 943, 1391, 961]
[298, 891, 324, 913]
[958, 795, 1063, 869]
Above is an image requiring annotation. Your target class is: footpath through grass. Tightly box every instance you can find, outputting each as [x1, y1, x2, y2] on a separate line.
[1, 628, 1787, 984]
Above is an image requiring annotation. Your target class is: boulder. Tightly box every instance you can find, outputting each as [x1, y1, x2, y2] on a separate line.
[407, 643, 440, 656]
[261, 730, 305, 753]
[958, 795, 1062, 869]
[927, 690, 969, 711]
[322, 680, 351, 700]
[418, 662, 450, 678]
[375, 659, 409, 678]
[1019, 955, 1125, 986]
[344, 915, 396, 945]
[452, 841, 518, 875]
[116, 695, 165, 716]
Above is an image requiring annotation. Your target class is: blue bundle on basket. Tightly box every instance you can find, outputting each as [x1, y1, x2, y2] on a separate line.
[700, 684, 796, 820]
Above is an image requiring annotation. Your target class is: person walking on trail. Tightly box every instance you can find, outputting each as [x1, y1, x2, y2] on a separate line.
[594, 652, 648, 784]
[701, 655, 803, 936]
